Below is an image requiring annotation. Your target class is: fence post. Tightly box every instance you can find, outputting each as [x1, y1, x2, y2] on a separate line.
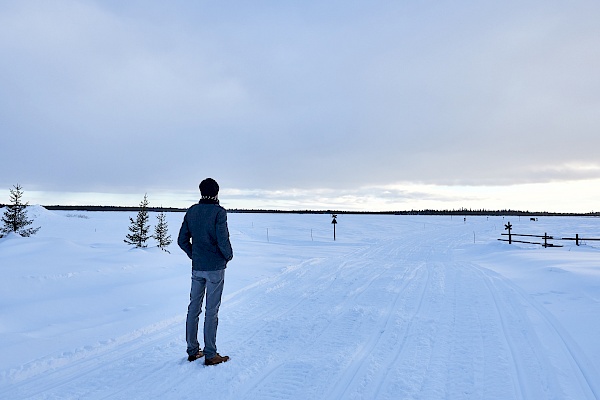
[544, 232, 548, 248]
[576, 233, 579, 246]
[331, 214, 337, 241]
[505, 222, 512, 244]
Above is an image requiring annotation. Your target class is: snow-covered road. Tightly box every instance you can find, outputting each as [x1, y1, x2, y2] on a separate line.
[1, 210, 599, 399]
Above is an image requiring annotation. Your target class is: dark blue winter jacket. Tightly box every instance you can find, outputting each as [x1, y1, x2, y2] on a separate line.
[178, 199, 233, 271]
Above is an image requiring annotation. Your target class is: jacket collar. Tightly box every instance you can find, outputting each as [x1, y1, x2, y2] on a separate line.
[199, 197, 219, 205]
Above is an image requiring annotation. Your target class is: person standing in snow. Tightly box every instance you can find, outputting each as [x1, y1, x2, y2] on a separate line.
[178, 178, 233, 366]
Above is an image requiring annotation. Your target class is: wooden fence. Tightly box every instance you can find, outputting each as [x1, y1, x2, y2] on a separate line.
[498, 222, 600, 248]
[499, 232, 562, 247]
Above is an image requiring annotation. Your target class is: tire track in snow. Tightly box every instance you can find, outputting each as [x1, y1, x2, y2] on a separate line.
[344, 258, 458, 399]
[325, 261, 430, 399]
[478, 266, 543, 399]
[6, 217, 598, 399]
[2, 243, 380, 400]
[316, 235, 443, 399]
[342, 233, 463, 399]
[440, 262, 514, 400]
[320, 225, 600, 400]
[234, 239, 425, 400]
[469, 262, 600, 400]
[318, 224, 590, 400]
[366, 261, 449, 400]
[222, 245, 380, 351]
[234, 361, 313, 400]
[298, 227, 448, 398]
[0, 317, 185, 399]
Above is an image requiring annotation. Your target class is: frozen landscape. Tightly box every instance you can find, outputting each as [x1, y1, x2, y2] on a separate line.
[1, 206, 599, 399]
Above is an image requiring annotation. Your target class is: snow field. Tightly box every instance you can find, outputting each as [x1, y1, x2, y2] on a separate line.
[1, 208, 599, 399]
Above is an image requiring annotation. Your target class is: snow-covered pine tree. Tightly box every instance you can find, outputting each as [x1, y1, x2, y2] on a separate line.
[153, 209, 172, 252]
[1, 184, 40, 238]
[124, 194, 150, 248]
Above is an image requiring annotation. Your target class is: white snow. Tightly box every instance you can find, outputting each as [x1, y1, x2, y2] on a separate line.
[1, 209, 599, 399]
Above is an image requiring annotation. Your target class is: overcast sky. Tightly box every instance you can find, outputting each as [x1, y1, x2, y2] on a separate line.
[1, 0, 599, 211]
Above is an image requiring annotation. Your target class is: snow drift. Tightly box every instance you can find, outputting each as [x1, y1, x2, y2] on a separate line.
[1, 210, 599, 399]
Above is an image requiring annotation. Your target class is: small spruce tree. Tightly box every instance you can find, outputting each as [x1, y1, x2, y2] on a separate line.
[1, 184, 40, 238]
[153, 209, 172, 252]
[124, 194, 150, 248]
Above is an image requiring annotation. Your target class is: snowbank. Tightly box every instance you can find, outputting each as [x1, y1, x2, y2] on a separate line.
[0, 213, 599, 399]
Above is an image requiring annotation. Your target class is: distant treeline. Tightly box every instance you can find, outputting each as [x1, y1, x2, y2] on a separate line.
[396, 209, 600, 217]
[41, 205, 188, 212]
[0, 204, 596, 217]
[226, 208, 600, 217]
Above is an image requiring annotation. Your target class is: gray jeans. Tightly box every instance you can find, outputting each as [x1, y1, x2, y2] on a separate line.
[186, 269, 225, 359]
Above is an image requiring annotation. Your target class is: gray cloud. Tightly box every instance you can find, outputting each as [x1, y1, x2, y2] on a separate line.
[2, 0, 600, 204]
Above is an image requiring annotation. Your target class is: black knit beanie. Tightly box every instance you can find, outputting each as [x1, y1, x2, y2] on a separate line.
[199, 178, 219, 197]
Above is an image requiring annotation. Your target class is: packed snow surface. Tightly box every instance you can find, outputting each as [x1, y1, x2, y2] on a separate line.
[1, 208, 600, 399]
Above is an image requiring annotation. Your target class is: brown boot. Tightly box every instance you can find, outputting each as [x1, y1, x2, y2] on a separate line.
[187, 351, 204, 362]
[204, 353, 230, 366]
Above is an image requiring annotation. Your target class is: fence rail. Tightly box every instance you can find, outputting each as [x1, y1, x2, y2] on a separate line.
[499, 233, 562, 247]
[561, 234, 600, 246]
